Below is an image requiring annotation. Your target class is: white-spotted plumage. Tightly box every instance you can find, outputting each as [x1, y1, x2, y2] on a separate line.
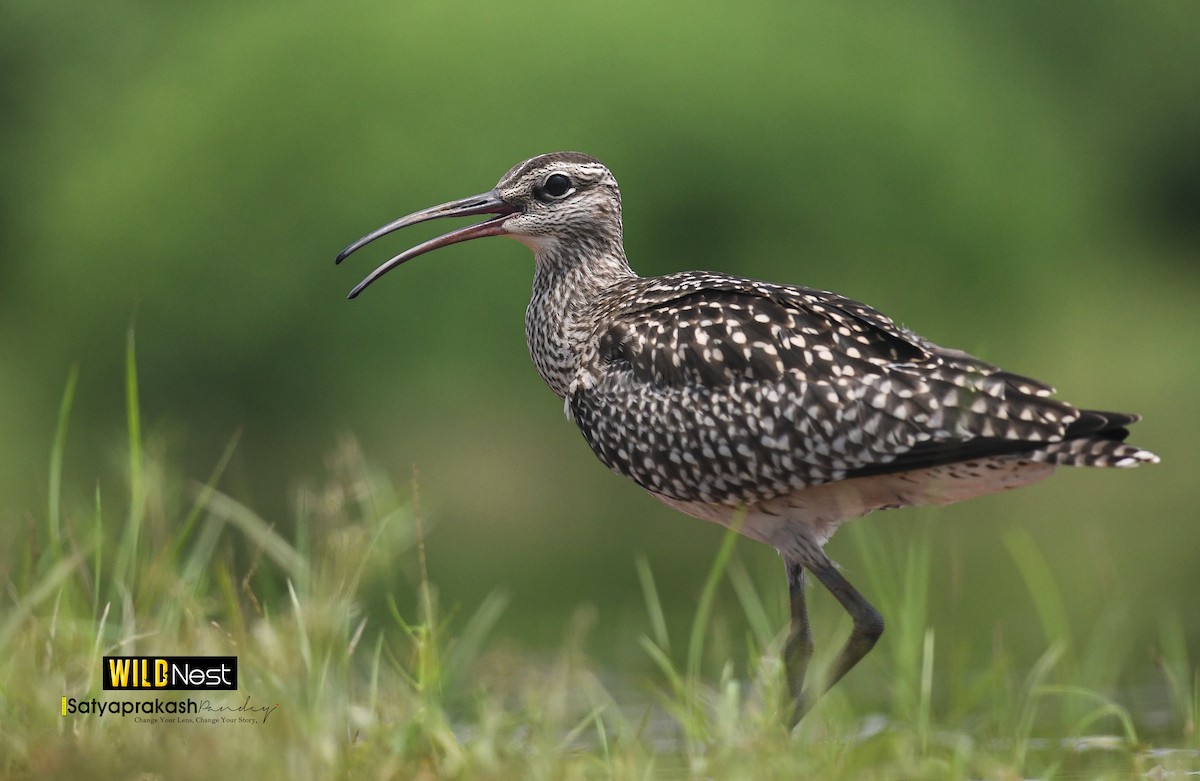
[337, 151, 1158, 724]
[562, 270, 1157, 515]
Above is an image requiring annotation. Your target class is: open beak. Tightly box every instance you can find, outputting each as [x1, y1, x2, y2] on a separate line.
[336, 191, 518, 299]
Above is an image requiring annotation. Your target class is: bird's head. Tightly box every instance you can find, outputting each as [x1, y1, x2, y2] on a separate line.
[337, 152, 623, 298]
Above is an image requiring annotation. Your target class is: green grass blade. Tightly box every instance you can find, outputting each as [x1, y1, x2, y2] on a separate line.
[727, 558, 775, 652]
[86, 600, 112, 692]
[287, 578, 313, 673]
[179, 513, 226, 598]
[918, 627, 935, 752]
[125, 327, 141, 499]
[92, 482, 103, 619]
[1004, 527, 1071, 650]
[636, 555, 670, 652]
[171, 428, 242, 561]
[114, 326, 145, 595]
[686, 516, 742, 690]
[442, 591, 509, 692]
[1193, 669, 1199, 751]
[198, 486, 311, 583]
[639, 634, 688, 706]
[47, 364, 79, 555]
[1012, 640, 1067, 767]
[0, 551, 86, 652]
[1035, 684, 1139, 745]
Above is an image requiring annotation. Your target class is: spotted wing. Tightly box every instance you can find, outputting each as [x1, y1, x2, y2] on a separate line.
[568, 273, 1142, 505]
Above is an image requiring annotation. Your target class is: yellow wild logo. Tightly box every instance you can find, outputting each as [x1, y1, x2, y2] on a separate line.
[102, 656, 237, 690]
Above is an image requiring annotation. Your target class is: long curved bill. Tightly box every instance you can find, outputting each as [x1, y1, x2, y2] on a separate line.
[336, 191, 518, 299]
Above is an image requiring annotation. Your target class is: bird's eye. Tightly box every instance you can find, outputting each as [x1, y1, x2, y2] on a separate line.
[536, 173, 573, 201]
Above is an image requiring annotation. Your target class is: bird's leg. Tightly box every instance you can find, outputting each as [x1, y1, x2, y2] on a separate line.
[782, 558, 814, 726]
[804, 551, 885, 704]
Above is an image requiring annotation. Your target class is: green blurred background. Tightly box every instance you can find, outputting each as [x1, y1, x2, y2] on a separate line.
[3, 0, 1198, 673]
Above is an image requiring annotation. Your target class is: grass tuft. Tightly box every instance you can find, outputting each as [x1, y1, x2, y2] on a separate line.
[0, 347, 1196, 779]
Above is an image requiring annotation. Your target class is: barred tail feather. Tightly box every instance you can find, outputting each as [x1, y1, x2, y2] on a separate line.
[1032, 408, 1159, 468]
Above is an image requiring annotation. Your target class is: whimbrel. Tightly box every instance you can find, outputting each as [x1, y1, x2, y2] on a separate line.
[336, 152, 1158, 723]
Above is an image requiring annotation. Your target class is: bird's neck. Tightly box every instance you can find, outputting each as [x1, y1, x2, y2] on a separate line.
[525, 245, 636, 399]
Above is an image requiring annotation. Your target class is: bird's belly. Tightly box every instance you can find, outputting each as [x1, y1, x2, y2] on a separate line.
[650, 456, 1055, 550]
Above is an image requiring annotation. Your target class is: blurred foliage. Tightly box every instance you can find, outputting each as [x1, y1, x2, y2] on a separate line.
[2, 0, 1198, 668]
